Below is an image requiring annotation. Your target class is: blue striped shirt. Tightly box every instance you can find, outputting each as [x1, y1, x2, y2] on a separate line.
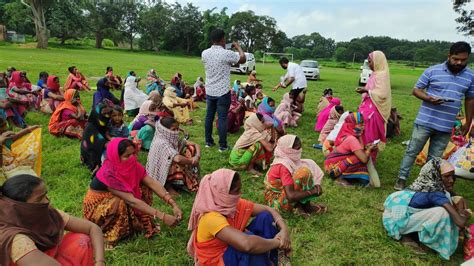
[414, 62, 474, 132]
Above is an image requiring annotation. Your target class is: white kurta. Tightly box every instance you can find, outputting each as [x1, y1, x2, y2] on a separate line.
[124, 76, 148, 111]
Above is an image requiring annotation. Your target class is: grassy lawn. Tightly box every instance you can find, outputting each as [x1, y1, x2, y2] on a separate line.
[1, 44, 472, 265]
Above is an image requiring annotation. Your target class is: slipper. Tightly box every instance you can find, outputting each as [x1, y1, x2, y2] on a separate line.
[313, 203, 328, 215]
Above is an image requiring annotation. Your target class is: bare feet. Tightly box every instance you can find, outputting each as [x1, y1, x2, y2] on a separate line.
[248, 168, 263, 176]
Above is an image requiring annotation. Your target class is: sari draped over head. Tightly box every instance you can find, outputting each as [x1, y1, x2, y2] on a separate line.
[46, 76, 60, 93]
[274, 93, 300, 127]
[233, 113, 270, 150]
[272, 134, 324, 184]
[96, 138, 147, 199]
[408, 158, 453, 193]
[93, 78, 118, 108]
[7, 71, 31, 90]
[319, 106, 342, 142]
[48, 89, 81, 134]
[334, 112, 364, 147]
[314, 97, 341, 132]
[0, 196, 64, 266]
[194, 77, 204, 90]
[124, 75, 148, 111]
[187, 169, 255, 265]
[257, 97, 281, 128]
[146, 121, 180, 185]
[227, 91, 245, 133]
[232, 80, 244, 99]
[163, 86, 179, 107]
[364, 51, 391, 122]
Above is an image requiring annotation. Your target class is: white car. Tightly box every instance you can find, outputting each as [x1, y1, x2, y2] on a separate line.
[359, 59, 373, 85]
[300, 60, 320, 80]
[231, 52, 256, 74]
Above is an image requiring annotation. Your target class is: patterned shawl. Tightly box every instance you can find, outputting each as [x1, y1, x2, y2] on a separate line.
[407, 158, 453, 192]
[146, 120, 180, 185]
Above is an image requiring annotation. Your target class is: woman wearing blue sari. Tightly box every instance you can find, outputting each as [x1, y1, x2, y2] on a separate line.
[93, 78, 120, 109]
[383, 158, 470, 259]
[257, 97, 284, 137]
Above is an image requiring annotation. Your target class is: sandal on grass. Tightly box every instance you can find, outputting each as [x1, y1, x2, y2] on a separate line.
[303, 202, 328, 215]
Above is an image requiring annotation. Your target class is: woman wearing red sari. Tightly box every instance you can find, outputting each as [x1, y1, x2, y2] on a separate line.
[7, 71, 38, 113]
[41, 75, 64, 114]
[0, 174, 105, 266]
[48, 89, 87, 139]
[356, 51, 391, 161]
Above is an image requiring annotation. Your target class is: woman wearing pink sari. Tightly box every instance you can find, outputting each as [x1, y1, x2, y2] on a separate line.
[356, 51, 391, 161]
[314, 97, 341, 132]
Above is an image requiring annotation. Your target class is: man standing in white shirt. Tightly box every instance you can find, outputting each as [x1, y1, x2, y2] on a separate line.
[273, 57, 307, 104]
[202, 29, 246, 152]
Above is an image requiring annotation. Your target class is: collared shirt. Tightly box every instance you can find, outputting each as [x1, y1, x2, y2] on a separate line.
[414, 62, 474, 132]
[202, 45, 240, 97]
[285, 62, 307, 89]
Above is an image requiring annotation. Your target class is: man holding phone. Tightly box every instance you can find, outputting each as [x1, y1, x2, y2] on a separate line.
[202, 29, 246, 152]
[394, 41, 474, 190]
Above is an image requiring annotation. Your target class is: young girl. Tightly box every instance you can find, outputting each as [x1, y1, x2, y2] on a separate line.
[37, 72, 48, 89]
[244, 85, 256, 112]
[107, 106, 129, 139]
[255, 91, 264, 107]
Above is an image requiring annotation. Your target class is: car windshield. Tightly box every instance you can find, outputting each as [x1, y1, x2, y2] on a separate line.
[301, 61, 318, 68]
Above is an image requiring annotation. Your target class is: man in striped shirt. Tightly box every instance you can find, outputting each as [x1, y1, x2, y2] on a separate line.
[394, 41, 474, 190]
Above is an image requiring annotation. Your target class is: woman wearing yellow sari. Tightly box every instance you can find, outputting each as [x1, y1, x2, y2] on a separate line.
[163, 86, 193, 125]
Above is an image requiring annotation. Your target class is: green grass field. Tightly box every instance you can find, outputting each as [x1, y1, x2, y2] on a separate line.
[0, 43, 472, 265]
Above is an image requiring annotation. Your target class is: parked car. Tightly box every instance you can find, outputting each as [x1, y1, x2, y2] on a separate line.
[359, 59, 373, 85]
[300, 60, 320, 80]
[231, 52, 256, 74]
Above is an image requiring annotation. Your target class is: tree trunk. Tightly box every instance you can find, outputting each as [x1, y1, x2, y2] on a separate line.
[95, 33, 103, 49]
[60, 36, 66, 45]
[129, 35, 133, 50]
[26, 0, 48, 49]
[186, 37, 191, 54]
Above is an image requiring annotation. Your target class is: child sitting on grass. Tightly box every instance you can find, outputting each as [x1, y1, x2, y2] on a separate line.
[107, 105, 129, 139]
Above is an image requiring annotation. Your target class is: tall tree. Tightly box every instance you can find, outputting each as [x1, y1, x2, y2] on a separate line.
[120, 2, 143, 50]
[453, 0, 473, 36]
[20, 0, 53, 48]
[48, 0, 88, 45]
[199, 7, 229, 51]
[84, 0, 124, 49]
[138, 2, 171, 51]
[2, 0, 35, 35]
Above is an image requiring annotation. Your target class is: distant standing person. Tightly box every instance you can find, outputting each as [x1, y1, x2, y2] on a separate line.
[273, 57, 307, 105]
[394, 41, 474, 191]
[202, 29, 246, 151]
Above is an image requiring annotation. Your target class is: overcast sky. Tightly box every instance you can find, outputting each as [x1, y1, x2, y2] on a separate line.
[165, 0, 473, 43]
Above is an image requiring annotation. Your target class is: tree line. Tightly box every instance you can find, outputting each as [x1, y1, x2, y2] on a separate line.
[0, 0, 471, 64]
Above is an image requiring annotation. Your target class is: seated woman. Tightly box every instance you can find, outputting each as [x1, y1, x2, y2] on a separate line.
[145, 69, 165, 95]
[0, 120, 41, 182]
[129, 92, 172, 151]
[163, 86, 192, 125]
[226, 91, 245, 134]
[187, 168, 291, 265]
[318, 105, 344, 145]
[230, 113, 274, 176]
[383, 158, 470, 260]
[257, 96, 285, 137]
[324, 112, 376, 186]
[274, 93, 301, 128]
[265, 135, 326, 215]
[48, 89, 87, 139]
[314, 97, 341, 132]
[83, 138, 183, 248]
[232, 80, 245, 100]
[64, 66, 90, 91]
[41, 75, 65, 114]
[8, 71, 40, 112]
[64, 66, 91, 91]
[247, 70, 262, 85]
[193, 76, 206, 102]
[123, 71, 148, 117]
[93, 78, 120, 109]
[80, 103, 112, 172]
[316, 88, 333, 117]
[0, 72, 26, 128]
[105, 66, 123, 90]
[146, 117, 200, 194]
[36, 71, 48, 89]
[0, 174, 105, 266]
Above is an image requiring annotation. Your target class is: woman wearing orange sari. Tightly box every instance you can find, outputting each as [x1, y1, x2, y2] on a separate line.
[64, 66, 90, 91]
[48, 89, 87, 139]
[187, 169, 291, 265]
[0, 174, 105, 266]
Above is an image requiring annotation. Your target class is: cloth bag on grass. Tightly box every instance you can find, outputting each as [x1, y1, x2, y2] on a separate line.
[448, 139, 474, 180]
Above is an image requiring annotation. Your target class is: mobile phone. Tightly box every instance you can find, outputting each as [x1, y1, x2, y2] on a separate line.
[373, 139, 381, 145]
[441, 99, 455, 103]
[225, 43, 233, 49]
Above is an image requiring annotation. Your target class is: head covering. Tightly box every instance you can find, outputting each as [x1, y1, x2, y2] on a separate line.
[440, 160, 455, 174]
[8, 71, 27, 89]
[93, 77, 115, 108]
[147, 69, 158, 79]
[334, 112, 363, 147]
[233, 113, 270, 149]
[408, 158, 451, 192]
[96, 138, 147, 199]
[232, 80, 241, 94]
[48, 89, 80, 133]
[271, 134, 324, 184]
[365, 51, 392, 121]
[274, 93, 293, 119]
[0, 195, 64, 266]
[257, 97, 281, 127]
[319, 106, 342, 141]
[163, 86, 179, 109]
[146, 121, 180, 185]
[188, 169, 240, 231]
[314, 97, 341, 131]
[87, 103, 111, 136]
[46, 75, 60, 92]
[326, 111, 350, 142]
